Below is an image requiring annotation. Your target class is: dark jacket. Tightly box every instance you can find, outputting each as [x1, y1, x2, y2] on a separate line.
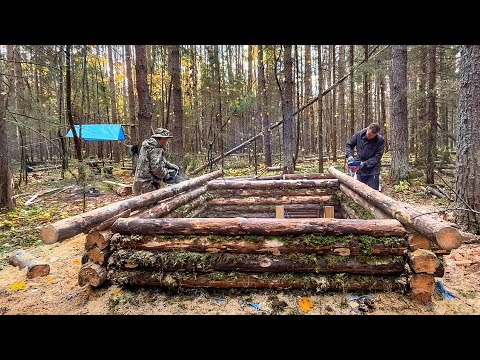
[345, 128, 385, 176]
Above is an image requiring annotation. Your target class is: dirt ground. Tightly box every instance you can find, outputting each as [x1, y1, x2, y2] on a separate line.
[1, 168, 479, 315]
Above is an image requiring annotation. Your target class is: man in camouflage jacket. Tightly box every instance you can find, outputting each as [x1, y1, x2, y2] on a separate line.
[133, 128, 180, 195]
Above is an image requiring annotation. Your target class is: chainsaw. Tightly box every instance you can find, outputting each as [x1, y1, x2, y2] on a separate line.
[347, 160, 362, 178]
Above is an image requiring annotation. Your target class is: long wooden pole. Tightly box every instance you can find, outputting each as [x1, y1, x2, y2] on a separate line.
[41, 170, 222, 244]
[329, 166, 463, 250]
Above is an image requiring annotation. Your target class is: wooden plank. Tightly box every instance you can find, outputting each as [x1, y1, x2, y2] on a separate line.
[324, 206, 334, 218]
[276, 205, 285, 219]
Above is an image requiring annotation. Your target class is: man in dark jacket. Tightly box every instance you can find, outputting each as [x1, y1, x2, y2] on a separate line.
[345, 122, 385, 190]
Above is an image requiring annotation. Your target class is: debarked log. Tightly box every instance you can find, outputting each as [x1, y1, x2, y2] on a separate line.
[207, 179, 339, 190]
[207, 195, 336, 206]
[41, 170, 222, 244]
[205, 204, 330, 213]
[330, 166, 463, 250]
[111, 217, 407, 237]
[108, 249, 406, 275]
[339, 184, 391, 220]
[282, 173, 336, 180]
[108, 269, 406, 291]
[112, 234, 408, 256]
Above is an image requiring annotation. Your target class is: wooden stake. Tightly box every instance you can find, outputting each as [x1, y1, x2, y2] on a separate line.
[324, 206, 334, 218]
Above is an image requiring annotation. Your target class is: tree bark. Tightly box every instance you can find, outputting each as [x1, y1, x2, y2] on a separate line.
[125, 45, 138, 172]
[283, 45, 295, 174]
[135, 45, 153, 144]
[168, 45, 185, 169]
[207, 179, 339, 190]
[107, 45, 120, 162]
[111, 217, 407, 237]
[207, 195, 335, 206]
[257, 45, 272, 166]
[41, 170, 222, 244]
[426, 45, 437, 184]
[330, 166, 463, 250]
[113, 234, 408, 256]
[110, 249, 406, 275]
[0, 60, 15, 210]
[138, 185, 207, 218]
[349, 45, 355, 137]
[454, 46, 480, 233]
[390, 45, 409, 181]
[9, 249, 50, 278]
[109, 269, 405, 291]
[210, 188, 334, 198]
[318, 45, 324, 173]
[338, 45, 346, 150]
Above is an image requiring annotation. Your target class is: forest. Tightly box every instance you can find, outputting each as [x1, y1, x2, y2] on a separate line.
[0, 45, 478, 232]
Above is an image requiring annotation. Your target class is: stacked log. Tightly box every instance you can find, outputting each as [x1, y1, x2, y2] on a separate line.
[107, 232, 409, 292]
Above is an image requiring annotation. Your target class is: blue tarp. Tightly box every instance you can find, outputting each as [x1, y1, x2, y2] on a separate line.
[66, 124, 126, 141]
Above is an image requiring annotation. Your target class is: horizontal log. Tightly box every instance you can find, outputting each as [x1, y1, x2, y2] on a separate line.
[209, 188, 334, 197]
[40, 170, 222, 244]
[113, 234, 408, 256]
[207, 179, 339, 190]
[339, 184, 391, 220]
[408, 233, 431, 251]
[340, 202, 360, 219]
[92, 209, 131, 232]
[223, 175, 283, 180]
[208, 195, 336, 206]
[109, 249, 406, 275]
[108, 270, 406, 291]
[137, 186, 208, 219]
[111, 217, 407, 237]
[282, 173, 336, 180]
[330, 166, 463, 250]
[9, 249, 50, 279]
[78, 262, 107, 287]
[206, 204, 330, 212]
[171, 195, 208, 218]
[201, 212, 276, 218]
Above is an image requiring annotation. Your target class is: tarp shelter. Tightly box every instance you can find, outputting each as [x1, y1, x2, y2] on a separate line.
[66, 124, 126, 141]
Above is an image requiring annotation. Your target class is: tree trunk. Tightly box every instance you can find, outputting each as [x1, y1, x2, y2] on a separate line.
[109, 269, 405, 291]
[168, 45, 185, 170]
[329, 166, 463, 250]
[426, 46, 437, 184]
[111, 217, 407, 237]
[455, 46, 480, 233]
[9, 249, 50, 278]
[110, 249, 405, 275]
[257, 45, 272, 166]
[41, 170, 222, 244]
[283, 45, 294, 174]
[418, 47, 428, 166]
[0, 61, 15, 210]
[65, 45, 83, 164]
[317, 45, 324, 173]
[338, 45, 346, 150]
[379, 74, 388, 151]
[330, 45, 337, 162]
[390, 45, 409, 181]
[363, 45, 370, 128]
[107, 45, 120, 162]
[135, 45, 153, 144]
[349, 45, 355, 137]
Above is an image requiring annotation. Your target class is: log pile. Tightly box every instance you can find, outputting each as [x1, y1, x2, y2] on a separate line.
[106, 232, 409, 292]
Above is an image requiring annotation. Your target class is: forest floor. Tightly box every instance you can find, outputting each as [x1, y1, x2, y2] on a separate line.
[1, 159, 479, 315]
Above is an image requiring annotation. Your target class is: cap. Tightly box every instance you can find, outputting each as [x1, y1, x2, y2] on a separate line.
[152, 128, 173, 138]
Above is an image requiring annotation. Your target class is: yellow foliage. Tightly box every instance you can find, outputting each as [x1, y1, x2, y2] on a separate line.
[9, 282, 26, 291]
[298, 297, 313, 313]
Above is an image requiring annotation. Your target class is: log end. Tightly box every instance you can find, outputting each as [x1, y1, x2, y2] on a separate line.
[40, 225, 59, 244]
[436, 227, 464, 250]
[78, 263, 107, 287]
[27, 264, 50, 279]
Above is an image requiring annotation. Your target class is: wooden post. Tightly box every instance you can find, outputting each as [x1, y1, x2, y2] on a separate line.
[324, 206, 334, 218]
[276, 205, 285, 218]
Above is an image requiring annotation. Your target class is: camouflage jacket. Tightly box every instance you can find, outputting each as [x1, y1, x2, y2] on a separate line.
[133, 137, 174, 192]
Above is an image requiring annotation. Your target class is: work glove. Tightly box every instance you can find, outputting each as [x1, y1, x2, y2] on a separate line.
[169, 163, 180, 172]
[358, 162, 365, 170]
[347, 156, 354, 164]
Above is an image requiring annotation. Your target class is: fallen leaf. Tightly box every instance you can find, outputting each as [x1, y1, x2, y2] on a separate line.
[9, 282, 26, 291]
[298, 297, 313, 313]
[73, 259, 81, 265]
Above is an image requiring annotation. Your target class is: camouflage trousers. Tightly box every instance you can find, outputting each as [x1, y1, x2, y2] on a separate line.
[133, 179, 166, 195]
